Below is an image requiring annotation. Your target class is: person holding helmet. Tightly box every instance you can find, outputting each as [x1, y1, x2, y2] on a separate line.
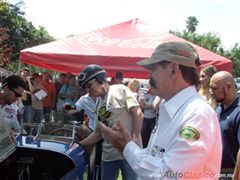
[79, 64, 143, 180]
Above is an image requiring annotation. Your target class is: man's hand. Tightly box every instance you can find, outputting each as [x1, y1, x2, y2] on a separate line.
[98, 121, 133, 153]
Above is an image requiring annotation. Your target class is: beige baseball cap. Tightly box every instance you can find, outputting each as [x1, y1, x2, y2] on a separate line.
[137, 41, 199, 69]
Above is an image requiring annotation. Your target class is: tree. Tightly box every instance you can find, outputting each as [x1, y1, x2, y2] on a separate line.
[171, 17, 222, 52]
[186, 16, 199, 34]
[170, 16, 240, 77]
[0, 26, 12, 67]
[0, 0, 54, 70]
[226, 43, 240, 77]
[170, 30, 222, 53]
[192, 32, 222, 53]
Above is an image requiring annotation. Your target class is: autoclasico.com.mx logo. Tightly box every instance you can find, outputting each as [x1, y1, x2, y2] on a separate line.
[148, 171, 233, 179]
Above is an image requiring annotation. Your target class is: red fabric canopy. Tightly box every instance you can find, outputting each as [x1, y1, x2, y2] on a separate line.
[20, 18, 232, 78]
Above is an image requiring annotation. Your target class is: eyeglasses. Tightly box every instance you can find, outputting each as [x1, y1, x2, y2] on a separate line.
[10, 88, 22, 98]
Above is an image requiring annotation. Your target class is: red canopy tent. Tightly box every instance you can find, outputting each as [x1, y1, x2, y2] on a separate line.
[20, 18, 232, 78]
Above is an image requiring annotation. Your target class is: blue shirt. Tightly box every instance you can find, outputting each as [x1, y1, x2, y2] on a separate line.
[216, 95, 240, 168]
[59, 84, 78, 105]
[75, 94, 98, 131]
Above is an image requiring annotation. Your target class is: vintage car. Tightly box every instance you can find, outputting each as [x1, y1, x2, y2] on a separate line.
[0, 111, 93, 180]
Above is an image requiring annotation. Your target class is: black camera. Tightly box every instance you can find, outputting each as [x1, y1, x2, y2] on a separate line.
[63, 103, 76, 110]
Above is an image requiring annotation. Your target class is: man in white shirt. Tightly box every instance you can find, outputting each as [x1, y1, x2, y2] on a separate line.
[74, 92, 99, 131]
[65, 90, 99, 132]
[0, 75, 25, 130]
[1, 102, 21, 133]
[99, 42, 222, 179]
[0, 75, 25, 162]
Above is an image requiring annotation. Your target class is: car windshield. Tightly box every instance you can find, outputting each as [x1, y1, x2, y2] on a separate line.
[22, 111, 85, 144]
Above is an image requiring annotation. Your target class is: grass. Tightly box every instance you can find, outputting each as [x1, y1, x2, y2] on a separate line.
[117, 171, 122, 180]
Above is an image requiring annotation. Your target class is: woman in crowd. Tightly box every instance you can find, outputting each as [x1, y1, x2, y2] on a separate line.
[198, 65, 218, 109]
[58, 75, 80, 110]
[141, 85, 161, 148]
[28, 73, 46, 123]
[127, 79, 144, 109]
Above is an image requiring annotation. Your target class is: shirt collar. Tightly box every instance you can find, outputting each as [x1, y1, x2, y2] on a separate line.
[163, 86, 197, 119]
[219, 95, 240, 112]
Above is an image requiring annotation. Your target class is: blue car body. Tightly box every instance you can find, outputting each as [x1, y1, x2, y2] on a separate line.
[0, 134, 89, 179]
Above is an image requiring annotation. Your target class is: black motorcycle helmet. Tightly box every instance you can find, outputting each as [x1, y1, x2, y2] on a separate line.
[78, 64, 107, 88]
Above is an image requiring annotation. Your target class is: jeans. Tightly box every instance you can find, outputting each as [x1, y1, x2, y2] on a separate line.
[101, 159, 137, 180]
[32, 108, 43, 123]
[23, 105, 32, 123]
[43, 107, 51, 122]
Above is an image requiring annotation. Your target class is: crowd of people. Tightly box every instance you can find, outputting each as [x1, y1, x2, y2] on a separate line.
[0, 41, 240, 179]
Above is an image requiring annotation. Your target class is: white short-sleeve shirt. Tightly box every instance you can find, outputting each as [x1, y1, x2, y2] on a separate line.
[1, 103, 20, 132]
[75, 93, 99, 131]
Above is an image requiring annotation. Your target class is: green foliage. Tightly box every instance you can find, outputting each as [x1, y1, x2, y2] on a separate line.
[0, 26, 12, 66]
[186, 16, 199, 34]
[170, 30, 222, 53]
[225, 43, 240, 77]
[170, 16, 240, 77]
[0, 0, 55, 70]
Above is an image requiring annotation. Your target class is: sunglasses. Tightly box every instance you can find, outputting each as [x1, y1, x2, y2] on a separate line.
[10, 88, 22, 98]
